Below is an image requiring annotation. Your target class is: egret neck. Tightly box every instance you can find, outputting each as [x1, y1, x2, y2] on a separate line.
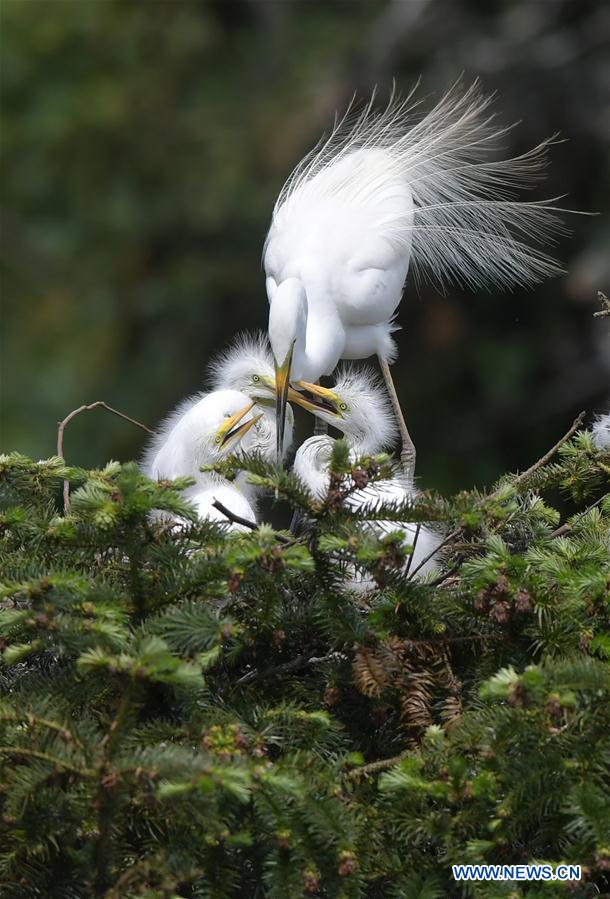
[269, 276, 345, 456]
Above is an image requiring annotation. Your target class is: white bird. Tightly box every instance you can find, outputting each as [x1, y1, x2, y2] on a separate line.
[207, 332, 296, 505]
[142, 389, 263, 531]
[291, 367, 442, 582]
[591, 413, 610, 451]
[207, 332, 294, 453]
[265, 80, 566, 471]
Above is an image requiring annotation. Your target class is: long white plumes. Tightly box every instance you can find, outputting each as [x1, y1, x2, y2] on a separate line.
[330, 364, 398, 453]
[272, 80, 568, 292]
[591, 412, 610, 450]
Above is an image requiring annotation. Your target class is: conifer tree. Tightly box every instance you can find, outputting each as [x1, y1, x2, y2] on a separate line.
[0, 417, 608, 898]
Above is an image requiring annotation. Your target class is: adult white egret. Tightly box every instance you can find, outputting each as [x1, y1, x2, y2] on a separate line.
[265, 80, 566, 471]
[291, 367, 442, 580]
[142, 389, 262, 531]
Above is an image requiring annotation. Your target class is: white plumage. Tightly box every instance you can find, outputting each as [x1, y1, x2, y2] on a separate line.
[264, 84, 561, 381]
[292, 367, 442, 582]
[142, 389, 262, 531]
[265, 80, 566, 464]
[207, 332, 295, 505]
[207, 332, 294, 455]
[591, 413, 610, 451]
[294, 435, 441, 584]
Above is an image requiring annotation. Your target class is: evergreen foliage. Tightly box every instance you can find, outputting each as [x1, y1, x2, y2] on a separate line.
[0, 425, 608, 898]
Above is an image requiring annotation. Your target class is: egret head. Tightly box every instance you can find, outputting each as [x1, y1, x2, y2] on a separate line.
[267, 277, 308, 458]
[208, 332, 277, 405]
[205, 391, 264, 461]
[291, 365, 397, 455]
[143, 389, 264, 482]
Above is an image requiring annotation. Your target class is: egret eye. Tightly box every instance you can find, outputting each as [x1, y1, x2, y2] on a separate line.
[339, 402, 348, 412]
[215, 436, 222, 444]
[252, 374, 260, 383]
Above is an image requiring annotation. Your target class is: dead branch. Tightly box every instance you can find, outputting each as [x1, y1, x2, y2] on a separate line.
[509, 411, 585, 490]
[211, 499, 291, 544]
[236, 650, 348, 686]
[57, 401, 153, 513]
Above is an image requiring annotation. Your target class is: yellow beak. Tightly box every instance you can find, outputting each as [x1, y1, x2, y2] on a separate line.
[215, 401, 263, 450]
[290, 380, 345, 419]
[274, 343, 294, 460]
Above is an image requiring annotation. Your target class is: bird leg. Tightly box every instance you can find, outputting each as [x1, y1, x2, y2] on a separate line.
[312, 380, 329, 437]
[379, 357, 416, 481]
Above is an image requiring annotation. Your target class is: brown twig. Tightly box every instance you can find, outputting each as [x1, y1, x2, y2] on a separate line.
[406, 527, 461, 581]
[508, 411, 586, 491]
[236, 650, 348, 686]
[57, 401, 153, 513]
[427, 560, 463, 587]
[549, 493, 607, 540]
[211, 499, 291, 543]
[211, 499, 259, 532]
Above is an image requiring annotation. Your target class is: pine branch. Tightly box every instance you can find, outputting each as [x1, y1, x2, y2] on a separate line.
[0, 746, 94, 776]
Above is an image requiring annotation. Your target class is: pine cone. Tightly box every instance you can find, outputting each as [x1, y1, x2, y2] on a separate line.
[352, 468, 369, 489]
[489, 599, 510, 624]
[514, 588, 532, 614]
[338, 850, 357, 876]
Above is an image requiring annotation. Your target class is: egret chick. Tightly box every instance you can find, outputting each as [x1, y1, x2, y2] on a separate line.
[207, 332, 295, 505]
[142, 389, 262, 531]
[207, 332, 294, 458]
[291, 367, 442, 580]
[591, 413, 610, 451]
[266, 80, 567, 470]
[290, 365, 398, 455]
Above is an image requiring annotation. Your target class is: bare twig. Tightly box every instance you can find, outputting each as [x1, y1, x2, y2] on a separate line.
[407, 527, 461, 581]
[427, 560, 463, 587]
[57, 401, 153, 513]
[211, 499, 290, 544]
[211, 499, 259, 531]
[549, 493, 607, 539]
[236, 650, 348, 686]
[509, 411, 586, 491]
[404, 522, 421, 576]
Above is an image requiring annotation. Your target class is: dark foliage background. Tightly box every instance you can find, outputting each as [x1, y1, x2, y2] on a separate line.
[1, 0, 609, 490]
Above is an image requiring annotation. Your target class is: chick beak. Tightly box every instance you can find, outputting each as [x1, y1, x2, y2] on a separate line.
[217, 401, 263, 450]
[290, 380, 345, 419]
[274, 342, 294, 460]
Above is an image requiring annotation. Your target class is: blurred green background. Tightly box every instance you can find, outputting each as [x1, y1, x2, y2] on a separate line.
[1, 0, 608, 493]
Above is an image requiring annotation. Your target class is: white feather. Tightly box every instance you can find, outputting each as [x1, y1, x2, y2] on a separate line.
[268, 79, 567, 297]
[141, 389, 261, 531]
[207, 331, 275, 393]
[307, 364, 398, 454]
[591, 413, 610, 451]
[206, 332, 295, 500]
[294, 434, 442, 585]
